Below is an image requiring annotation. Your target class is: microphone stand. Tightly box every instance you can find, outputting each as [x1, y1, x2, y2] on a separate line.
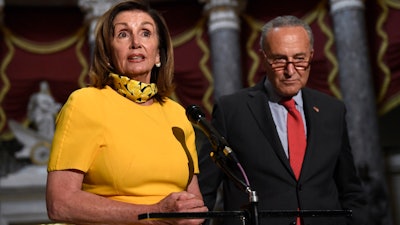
[185, 104, 261, 225]
[205, 129, 352, 225]
[138, 105, 352, 224]
[138, 137, 352, 225]
[209, 148, 259, 225]
[138, 145, 352, 224]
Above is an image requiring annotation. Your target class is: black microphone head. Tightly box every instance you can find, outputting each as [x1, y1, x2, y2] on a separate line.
[185, 104, 205, 124]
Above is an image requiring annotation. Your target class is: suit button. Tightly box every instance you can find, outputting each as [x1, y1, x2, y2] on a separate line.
[289, 221, 296, 225]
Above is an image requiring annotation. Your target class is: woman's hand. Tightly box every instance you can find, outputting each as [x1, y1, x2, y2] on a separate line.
[157, 191, 208, 225]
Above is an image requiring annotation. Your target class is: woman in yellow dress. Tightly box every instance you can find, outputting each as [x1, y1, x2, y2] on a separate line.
[46, 1, 207, 224]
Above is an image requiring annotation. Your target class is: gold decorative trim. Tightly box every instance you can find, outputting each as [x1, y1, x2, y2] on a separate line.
[387, 0, 400, 9]
[169, 18, 211, 111]
[172, 26, 198, 48]
[2, 26, 86, 54]
[314, 0, 342, 99]
[75, 28, 90, 88]
[376, 0, 391, 104]
[242, 15, 263, 87]
[170, 19, 207, 106]
[0, 25, 89, 133]
[195, 18, 214, 114]
[379, 92, 400, 115]
[0, 31, 14, 133]
[375, 0, 400, 115]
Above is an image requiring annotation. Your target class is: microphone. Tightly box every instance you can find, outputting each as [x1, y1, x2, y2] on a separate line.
[185, 104, 238, 163]
[186, 104, 252, 190]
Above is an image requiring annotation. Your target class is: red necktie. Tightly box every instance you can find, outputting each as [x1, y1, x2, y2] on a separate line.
[280, 98, 306, 179]
[281, 98, 306, 225]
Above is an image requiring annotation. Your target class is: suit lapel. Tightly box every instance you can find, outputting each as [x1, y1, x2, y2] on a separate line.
[299, 88, 320, 180]
[246, 83, 292, 173]
[245, 85, 324, 181]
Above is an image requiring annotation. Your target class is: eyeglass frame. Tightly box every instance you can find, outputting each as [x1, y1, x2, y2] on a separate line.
[266, 57, 312, 71]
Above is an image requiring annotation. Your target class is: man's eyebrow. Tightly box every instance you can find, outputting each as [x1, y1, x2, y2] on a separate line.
[294, 52, 308, 56]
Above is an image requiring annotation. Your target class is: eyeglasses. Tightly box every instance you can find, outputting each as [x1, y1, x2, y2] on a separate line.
[267, 59, 310, 71]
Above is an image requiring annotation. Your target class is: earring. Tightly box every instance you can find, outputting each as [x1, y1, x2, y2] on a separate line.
[155, 62, 161, 67]
[107, 62, 114, 69]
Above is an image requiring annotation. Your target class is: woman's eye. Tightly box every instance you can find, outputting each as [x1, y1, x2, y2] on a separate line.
[142, 30, 151, 37]
[117, 31, 129, 38]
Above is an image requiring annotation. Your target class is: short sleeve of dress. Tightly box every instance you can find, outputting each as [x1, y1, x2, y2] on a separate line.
[47, 88, 104, 172]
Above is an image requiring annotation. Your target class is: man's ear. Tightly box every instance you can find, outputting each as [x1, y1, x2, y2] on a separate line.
[309, 49, 314, 60]
[260, 49, 267, 58]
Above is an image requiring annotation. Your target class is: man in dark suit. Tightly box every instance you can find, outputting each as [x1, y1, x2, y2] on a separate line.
[198, 15, 367, 225]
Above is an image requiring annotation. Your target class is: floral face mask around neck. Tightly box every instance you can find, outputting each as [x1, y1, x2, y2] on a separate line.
[110, 73, 158, 103]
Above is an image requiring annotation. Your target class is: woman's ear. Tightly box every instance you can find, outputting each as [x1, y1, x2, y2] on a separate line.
[155, 49, 161, 67]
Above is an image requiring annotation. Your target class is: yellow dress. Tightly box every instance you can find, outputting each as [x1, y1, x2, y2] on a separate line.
[48, 86, 199, 204]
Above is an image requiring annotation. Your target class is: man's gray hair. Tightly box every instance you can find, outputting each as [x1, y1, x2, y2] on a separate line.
[259, 15, 314, 52]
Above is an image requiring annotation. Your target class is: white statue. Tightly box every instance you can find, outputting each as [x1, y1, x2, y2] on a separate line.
[8, 81, 61, 165]
[27, 81, 61, 139]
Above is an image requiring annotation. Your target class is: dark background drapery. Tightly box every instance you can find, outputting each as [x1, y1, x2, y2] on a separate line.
[0, 1, 400, 223]
[1, 1, 400, 131]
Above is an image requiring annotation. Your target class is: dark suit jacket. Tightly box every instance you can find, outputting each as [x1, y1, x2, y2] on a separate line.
[198, 79, 367, 225]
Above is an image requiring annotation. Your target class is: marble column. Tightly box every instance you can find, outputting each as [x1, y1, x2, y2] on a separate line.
[329, 0, 393, 224]
[0, 0, 3, 23]
[204, 0, 244, 100]
[0, 0, 4, 26]
[78, 0, 121, 59]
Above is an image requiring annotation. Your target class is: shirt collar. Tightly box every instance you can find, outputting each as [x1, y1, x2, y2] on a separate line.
[263, 78, 304, 107]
